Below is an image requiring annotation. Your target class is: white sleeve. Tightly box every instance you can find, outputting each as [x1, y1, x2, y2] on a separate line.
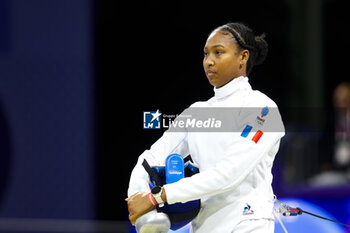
[127, 130, 189, 197]
[163, 104, 285, 204]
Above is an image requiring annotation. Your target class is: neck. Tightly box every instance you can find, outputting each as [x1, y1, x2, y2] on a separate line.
[216, 72, 247, 88]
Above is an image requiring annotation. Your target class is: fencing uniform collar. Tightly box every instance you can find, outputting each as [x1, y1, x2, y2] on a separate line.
[214, 76, 250, 100]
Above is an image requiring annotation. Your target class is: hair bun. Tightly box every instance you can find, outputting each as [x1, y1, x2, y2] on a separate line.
[254, 33, 268, 65]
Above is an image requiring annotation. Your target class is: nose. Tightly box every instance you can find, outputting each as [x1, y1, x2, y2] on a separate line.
[204, 55, 214, 68]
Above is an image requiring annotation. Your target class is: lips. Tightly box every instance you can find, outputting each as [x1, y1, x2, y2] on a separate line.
[206, 70, 217, 77]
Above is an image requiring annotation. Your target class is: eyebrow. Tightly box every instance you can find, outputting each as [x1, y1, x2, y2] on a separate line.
[213, 44, 225, 48]
[204, 44, 225, 50]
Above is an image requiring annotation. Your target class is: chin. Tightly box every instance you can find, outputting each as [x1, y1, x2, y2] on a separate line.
[208, 80, 218, 87]
[207, 77, 219, 87]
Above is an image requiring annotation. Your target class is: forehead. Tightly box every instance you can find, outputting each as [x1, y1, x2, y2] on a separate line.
[205, 30, 237, 49]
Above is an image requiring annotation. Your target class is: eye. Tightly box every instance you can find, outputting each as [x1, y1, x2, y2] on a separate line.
[216, 50, 223, 55]
[204, 51, 208, 56]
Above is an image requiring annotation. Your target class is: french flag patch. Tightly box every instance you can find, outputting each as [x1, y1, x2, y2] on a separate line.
[252, 130, 263, 143]
[241, 125, 263, 143]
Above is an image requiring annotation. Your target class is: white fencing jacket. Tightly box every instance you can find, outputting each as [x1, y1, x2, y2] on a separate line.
[128, 76, 285, 232]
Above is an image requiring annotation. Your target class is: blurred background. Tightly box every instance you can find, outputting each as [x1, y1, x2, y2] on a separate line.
[0, 0, 349, 232]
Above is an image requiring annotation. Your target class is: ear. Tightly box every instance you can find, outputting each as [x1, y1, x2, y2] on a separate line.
[240, 49, 250, 65]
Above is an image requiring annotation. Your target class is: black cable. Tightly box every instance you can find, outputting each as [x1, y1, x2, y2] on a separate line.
[142, 159, 161, 186]
[299, 208, 350, 228]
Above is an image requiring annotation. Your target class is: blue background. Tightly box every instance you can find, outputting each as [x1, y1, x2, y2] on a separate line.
[0, 0, 96, 221]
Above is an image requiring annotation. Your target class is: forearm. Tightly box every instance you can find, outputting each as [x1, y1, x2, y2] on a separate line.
[163, 132, 283, 204]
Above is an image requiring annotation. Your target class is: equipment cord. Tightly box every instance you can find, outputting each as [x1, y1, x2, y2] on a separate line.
[300, 209, 350, 228]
